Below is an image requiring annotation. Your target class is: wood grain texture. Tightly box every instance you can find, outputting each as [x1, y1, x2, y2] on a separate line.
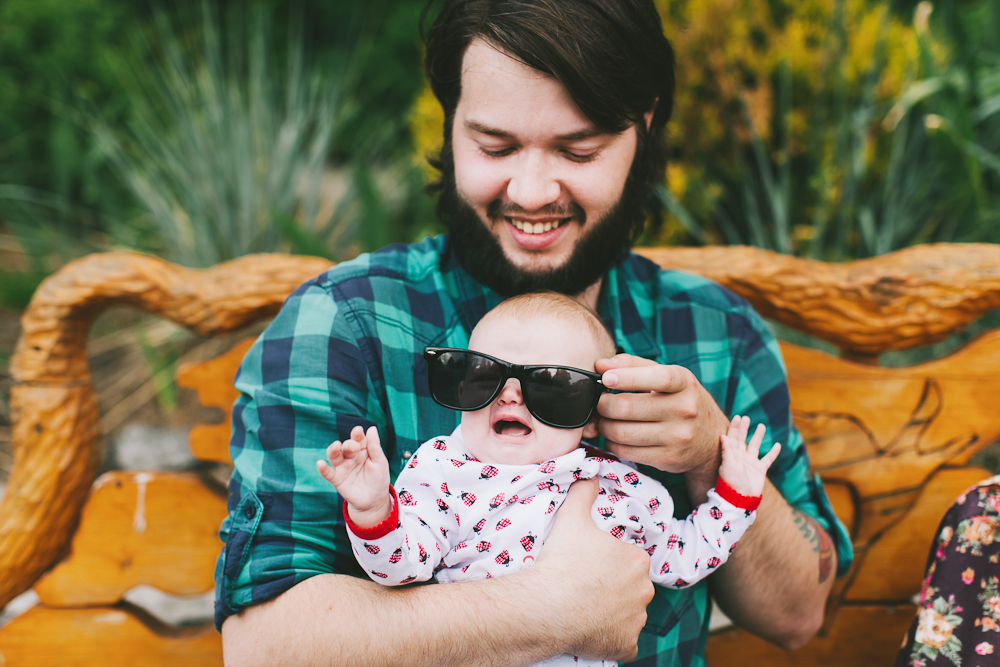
[706, 604, 917, 667]
[783, 332, 1000, 551]
[5, 245, 1000, 664]
[637, 243, 1000, 358]
[33, 471, 226, 606]
[845, 466, 990, 601]
[0, 605, 222, 667]
[1, 252, 332, 611]
[176, 337, 256, 463]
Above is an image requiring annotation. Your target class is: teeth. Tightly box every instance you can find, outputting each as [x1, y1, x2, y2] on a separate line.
[511, 218, 563, 235]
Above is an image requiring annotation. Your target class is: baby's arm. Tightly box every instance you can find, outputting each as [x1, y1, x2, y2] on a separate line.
[644, 416, 780, 588]
[317, 429, 454, 586]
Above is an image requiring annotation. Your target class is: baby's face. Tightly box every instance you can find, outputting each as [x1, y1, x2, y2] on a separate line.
[460, 313, 607, 465]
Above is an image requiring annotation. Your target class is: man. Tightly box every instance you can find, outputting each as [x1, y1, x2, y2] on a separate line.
[217, 1, 852, 665]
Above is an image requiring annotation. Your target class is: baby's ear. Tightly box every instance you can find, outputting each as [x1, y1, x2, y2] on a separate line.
[582, 421, 599, 439]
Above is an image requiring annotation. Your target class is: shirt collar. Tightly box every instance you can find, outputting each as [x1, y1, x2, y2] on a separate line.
[597, 257, 660, 360]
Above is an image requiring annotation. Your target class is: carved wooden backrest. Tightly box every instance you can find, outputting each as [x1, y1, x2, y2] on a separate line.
[2, 244, 999, 665]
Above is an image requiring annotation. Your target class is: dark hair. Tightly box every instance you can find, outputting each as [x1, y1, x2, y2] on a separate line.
[421, 0, 675, 224]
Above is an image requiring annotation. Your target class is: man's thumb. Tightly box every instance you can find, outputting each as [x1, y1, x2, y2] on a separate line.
[558, 477, 600, 519]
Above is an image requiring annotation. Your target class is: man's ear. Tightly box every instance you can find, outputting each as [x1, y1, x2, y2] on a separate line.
[644, 98, 658, 131]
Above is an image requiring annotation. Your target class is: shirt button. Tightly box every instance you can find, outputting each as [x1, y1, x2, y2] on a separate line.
[244, 504, 257, 519]
[403, 451, 412, 459]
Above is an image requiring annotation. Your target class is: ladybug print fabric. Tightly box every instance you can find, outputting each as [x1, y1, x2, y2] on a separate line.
[345, 425, 756, 592]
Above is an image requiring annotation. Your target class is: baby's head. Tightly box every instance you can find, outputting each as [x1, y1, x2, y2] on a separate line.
[458, 292, 615, 465]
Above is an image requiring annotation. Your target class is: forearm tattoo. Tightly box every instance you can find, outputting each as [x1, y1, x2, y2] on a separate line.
[791, 508, 834, 584]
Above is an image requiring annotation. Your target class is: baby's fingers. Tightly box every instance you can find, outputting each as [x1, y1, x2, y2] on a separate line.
[747, 424, 766, 458]
[325, 440, 345, 465]
[316, 459, 336, 484]
[725, 416, 739, 440]
[759, 442, 782, 471]
[720, 433, 742, 459]
[736, 415, 750, 444]
[365, 426, 387, 465]
[341, 437, 363, 459]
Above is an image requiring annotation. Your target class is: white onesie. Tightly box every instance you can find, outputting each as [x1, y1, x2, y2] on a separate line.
[344, 425, 758, 666]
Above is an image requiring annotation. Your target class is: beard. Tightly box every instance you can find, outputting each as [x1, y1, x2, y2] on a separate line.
[442, 161, 651, 298]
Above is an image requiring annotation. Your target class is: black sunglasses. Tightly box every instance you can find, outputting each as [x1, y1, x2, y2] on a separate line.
[423, 347, 607, 429]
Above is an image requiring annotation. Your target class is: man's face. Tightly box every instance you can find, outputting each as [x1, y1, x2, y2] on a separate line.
[448, 39, 645, 296]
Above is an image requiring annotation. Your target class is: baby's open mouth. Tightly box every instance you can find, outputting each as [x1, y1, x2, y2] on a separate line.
[494, 419, 531, 437]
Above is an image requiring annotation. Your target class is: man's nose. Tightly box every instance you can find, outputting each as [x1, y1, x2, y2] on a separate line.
[496, 378, 524, 405]
[506, 152, 561, 211]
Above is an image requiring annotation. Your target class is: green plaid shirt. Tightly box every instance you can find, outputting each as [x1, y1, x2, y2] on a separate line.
[215, 234, 852, 665]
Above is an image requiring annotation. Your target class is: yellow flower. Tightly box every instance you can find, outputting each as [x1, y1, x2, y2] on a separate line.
[915, 607, 954, 649]
[965, 516, 998, 546]
[989, 595, 1000, 617]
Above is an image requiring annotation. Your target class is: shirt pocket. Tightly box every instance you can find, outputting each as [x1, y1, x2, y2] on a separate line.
[221, 492, 264, 584]
[642, 583, 698, 637]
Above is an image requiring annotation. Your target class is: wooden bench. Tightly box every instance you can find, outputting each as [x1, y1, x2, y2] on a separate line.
[2, 244, 1000, 665]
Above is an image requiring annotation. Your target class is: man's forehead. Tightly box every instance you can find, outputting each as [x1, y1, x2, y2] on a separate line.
[460, 38, 549, 85]
[457, 38, 609, 139]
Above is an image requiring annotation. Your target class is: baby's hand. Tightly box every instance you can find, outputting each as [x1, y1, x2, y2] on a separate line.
[717, 415, 781, 498]
[316, 425, 392, 526]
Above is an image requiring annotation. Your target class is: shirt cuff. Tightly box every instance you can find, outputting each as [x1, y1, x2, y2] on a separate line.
[343, 486, 399, 539]
[715, 476, 762, 511]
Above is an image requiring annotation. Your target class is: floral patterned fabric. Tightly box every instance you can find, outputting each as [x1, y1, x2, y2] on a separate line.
[896, 475, 1000, 666]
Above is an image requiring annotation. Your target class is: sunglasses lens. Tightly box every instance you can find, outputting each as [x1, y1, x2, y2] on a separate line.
[524, 368, 601, 427]
[429, 351, 504, 410]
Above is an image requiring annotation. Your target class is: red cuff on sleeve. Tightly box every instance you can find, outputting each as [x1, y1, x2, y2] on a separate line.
[715, 476, 762, 511]
[344, 486, 399, 540]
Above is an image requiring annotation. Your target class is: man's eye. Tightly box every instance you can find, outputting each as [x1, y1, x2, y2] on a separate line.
[478, 146, 515, 158]
[562, 150, 600, 163]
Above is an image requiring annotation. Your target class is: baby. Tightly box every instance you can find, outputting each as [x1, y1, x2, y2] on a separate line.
[317, 291, 780, 667]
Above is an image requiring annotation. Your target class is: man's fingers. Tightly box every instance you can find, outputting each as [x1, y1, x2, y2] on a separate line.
[594, 353, 658, 374]
[598, 390, 698, 424]
[598, 360, 691, 394]
[558, 478, 601, 521]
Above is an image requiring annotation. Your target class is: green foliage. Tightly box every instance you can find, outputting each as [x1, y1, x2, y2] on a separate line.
[111, 7, 327, 265]
[0, 0, 430, 282]
[92, 5, 383, 267]
[135, 324, 179, 414]
[657, 0, 1000, 259]
[0, 0, 140, 240]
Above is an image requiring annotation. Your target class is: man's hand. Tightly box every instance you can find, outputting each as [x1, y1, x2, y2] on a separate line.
[316, 425, 392, 527]
[596, 354, 730, 480]
[530, 478, 654, 661]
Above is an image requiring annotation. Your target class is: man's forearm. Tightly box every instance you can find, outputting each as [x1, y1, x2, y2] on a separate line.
[222, 480, 654, 666]
[702, 478, 836, 650]
[223, 572, 566, 667]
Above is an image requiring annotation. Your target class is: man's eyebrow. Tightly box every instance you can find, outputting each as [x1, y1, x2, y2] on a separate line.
[463, 120, 607, 141]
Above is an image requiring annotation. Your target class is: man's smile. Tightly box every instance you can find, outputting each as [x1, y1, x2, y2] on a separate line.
[507, 217, 569, 235]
